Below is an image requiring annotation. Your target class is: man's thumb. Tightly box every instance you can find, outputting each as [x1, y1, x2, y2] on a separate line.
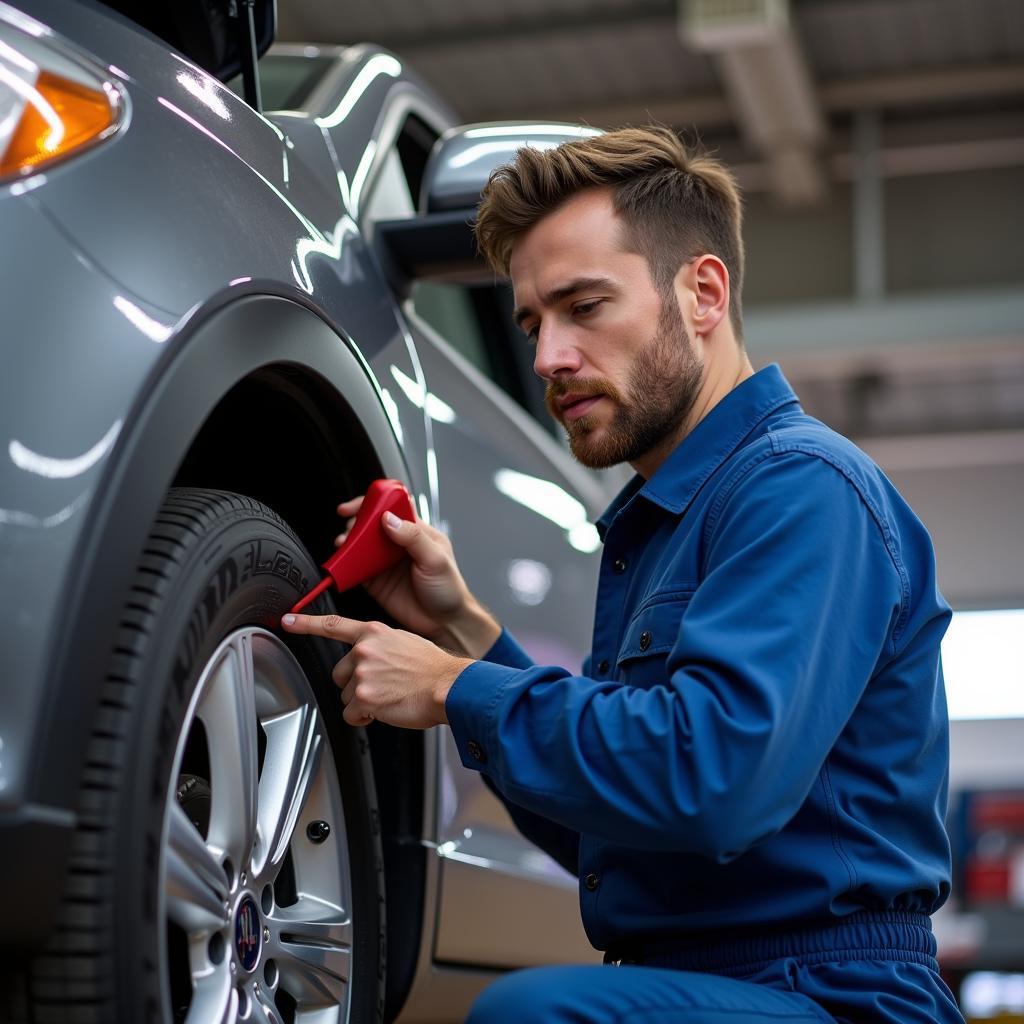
[383, 512, 444, 570]
[383, 510, 409, 535]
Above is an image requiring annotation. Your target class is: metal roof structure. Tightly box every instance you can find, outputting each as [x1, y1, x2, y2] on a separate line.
[277, 0, 1024, 609]
[279, 0, 1024, 205]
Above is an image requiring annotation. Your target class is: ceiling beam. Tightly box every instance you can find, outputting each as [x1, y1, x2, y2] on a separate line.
[519, 63, 1024, 128]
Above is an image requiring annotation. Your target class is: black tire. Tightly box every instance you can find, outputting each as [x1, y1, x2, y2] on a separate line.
[11, 489, 385, 1024]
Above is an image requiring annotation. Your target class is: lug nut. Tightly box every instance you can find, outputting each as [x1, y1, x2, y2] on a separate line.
[263, 926, 270, 942]
[306, 820, 331, 843]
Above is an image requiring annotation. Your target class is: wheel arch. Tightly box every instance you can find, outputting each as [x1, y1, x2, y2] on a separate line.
[171, 363, 430, 1021]
[25, 295, 430, 977]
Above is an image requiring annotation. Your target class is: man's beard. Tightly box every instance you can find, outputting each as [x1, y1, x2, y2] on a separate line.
[545, 295, 704, 470]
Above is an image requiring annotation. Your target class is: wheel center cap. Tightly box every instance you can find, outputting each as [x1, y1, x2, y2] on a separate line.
[234, 894, 262, 971]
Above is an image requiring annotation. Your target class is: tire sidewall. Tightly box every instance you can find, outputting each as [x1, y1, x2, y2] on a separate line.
[116, 494, 384, 1023]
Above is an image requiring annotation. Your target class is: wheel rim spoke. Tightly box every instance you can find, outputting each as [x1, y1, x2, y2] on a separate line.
[254, 704, 322, 880]
[268, 896, 352, 1007]
[184, 966, 235, 1024]
[166, 801, 229, 935]
[248, 992, 282, 1024]
[199, 632, 260, 867]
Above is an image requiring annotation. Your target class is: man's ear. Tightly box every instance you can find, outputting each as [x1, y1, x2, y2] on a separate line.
[677, 255, 729, 338]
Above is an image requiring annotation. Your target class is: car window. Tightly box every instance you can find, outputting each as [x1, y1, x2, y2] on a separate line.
[365, 147, 418, 222]
[258, 54, 335, 111]
[409, 283, 492, 377]
[408, 282, 553, 432]
[364, 116, 554, 431]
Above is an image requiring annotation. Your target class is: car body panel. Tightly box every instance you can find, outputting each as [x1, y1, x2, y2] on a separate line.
[0, 0, 610, 1003]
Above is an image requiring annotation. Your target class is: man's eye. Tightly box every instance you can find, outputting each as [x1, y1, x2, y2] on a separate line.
[574, 300, 603, 317]
[523, 325, 539, 344]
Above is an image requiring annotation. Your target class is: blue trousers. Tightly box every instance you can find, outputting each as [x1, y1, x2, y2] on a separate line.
[467, 961, 963, 1023]
[467, 916, 964, 1024]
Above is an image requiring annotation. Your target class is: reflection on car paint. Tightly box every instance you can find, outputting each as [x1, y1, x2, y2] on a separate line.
[292, 213, 357, 293]
[7, 171, 45, 195]
[9, 419, 121, 479]
[379, 387, 403, 445]
[494, 468, 601, 553]
[113, 295, 172, 342]
[0, 489, 90, 528]
[154, 94, 354, 297]
[390, 364, 457, 424]
[175, 70, 230, 121]
[507, 558, 552, 606]
[462, 124, 602, 140]
[314, 54, 401, 131]
[346, 139, 377, 213]
[436, 824, 578, 887]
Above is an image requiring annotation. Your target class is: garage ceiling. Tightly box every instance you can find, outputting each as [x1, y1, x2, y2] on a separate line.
[277, 0, 1024, 608]
[279, 0, 1024, 203]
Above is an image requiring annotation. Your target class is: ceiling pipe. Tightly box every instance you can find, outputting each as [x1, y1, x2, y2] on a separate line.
[680, 0, 827, 205]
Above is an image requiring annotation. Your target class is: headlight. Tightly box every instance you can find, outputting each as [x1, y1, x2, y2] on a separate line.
[0, 7, 122, 183]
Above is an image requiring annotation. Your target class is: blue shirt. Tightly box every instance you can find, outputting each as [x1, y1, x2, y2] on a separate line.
[446, 364, 953, 951]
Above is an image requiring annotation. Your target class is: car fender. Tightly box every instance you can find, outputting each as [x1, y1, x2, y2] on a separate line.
[0, 292, 414, 945]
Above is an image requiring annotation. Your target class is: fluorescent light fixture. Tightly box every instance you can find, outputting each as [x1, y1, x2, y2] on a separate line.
[942, 609, 1024, 720]
[960, 971, 1024, 1017]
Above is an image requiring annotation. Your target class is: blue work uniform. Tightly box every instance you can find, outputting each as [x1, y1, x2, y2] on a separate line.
[446, 365, 964, 1023]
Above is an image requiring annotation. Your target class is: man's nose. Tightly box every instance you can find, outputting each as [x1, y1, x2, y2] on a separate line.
[533, 324, 583, 380]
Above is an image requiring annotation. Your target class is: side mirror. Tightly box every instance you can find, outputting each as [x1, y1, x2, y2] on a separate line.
[377, 122, 601, 288]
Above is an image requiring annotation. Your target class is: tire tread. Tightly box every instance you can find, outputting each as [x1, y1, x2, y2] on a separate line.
[13, 489, 317, 1023]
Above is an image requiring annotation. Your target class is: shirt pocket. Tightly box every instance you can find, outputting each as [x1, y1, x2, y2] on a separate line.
[615, 590, 694, 689]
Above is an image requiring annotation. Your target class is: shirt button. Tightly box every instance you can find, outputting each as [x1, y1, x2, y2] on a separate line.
[612, 558, 627, 574]
[597, 659, 609, 674]
[639, 630, 652, 652]
[466, 740, 486, 764]
[584, 873, 600, 891]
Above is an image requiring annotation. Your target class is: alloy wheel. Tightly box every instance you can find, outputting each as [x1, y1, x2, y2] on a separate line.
[161, 628, 354, 1023]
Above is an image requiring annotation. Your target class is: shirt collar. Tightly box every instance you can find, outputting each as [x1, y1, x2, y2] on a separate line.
[597, 363, 799, 537]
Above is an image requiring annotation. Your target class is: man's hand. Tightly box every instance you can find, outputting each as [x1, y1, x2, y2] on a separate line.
[281, 613, 473, 729]
[334, 496, 501, 658]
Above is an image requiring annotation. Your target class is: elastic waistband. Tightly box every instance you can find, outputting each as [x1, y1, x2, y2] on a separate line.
[604, 911, 938, 975]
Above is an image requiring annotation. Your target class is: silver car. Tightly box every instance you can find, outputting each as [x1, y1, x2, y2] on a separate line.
[0, 1, 608, 1020]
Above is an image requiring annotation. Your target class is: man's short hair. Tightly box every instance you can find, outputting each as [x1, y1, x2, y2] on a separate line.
[475, 125, 746, 337]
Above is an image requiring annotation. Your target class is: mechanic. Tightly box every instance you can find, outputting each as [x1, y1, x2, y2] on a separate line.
[283, 126, 964, 1023]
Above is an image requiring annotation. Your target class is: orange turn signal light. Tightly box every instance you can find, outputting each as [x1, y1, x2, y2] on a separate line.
[1, 70, 116, 180]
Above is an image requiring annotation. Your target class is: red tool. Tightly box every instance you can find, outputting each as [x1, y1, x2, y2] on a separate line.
[288, 479, 416, 615]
